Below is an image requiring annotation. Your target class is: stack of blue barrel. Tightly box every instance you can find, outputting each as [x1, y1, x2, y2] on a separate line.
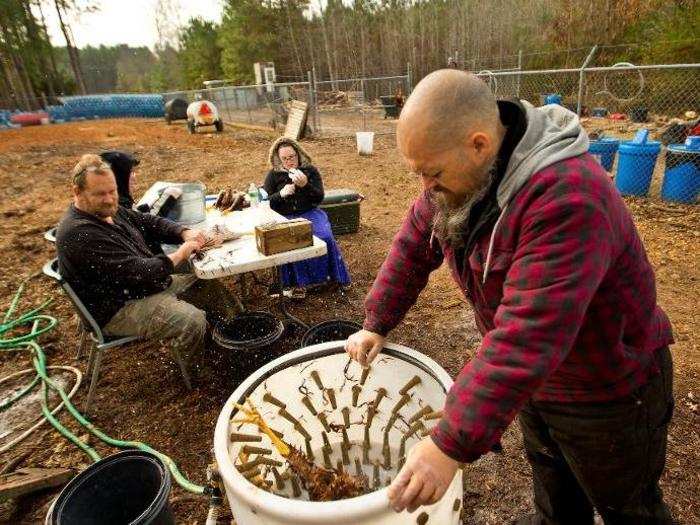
[0, 110, 14, 129]
[589, 136, 620, 173]
[661, 136, 700, 204]
[615, 129, 661, 197]
[47, 104, 70, 122]
[56, 94, 165, 120]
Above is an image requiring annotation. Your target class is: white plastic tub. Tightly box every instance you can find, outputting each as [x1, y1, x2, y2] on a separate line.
[213, 341, 463, 525]
[356, 131, 375, 155]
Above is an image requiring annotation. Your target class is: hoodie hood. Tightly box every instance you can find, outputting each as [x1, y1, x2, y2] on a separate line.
[481, 101, 589, 284]
[100, 150, 139, 208]
[496, 101, 589, 209]
[267, 137, 313, 170]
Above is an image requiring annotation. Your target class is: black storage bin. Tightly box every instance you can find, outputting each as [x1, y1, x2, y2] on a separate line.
[380, 96, 400, 118]
[164, 98, 188, 123]
[320, 189, 362, 236]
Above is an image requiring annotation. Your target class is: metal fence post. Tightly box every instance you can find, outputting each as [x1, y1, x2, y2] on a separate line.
[311, 66, 323, 135]
[221, 84, 232, 122]
[516, 49, 523, 98]
[577, 45, 598, 116]
[307, 70, 317, 134]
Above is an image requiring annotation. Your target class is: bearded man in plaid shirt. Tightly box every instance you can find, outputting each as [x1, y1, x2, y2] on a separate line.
[346, 70, 674, 524]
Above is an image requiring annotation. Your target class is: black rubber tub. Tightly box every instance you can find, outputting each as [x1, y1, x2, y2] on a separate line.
[164, 98, 188, 123]
[301, 319, 362, 348]
[213, 312, 285, 351]
[46, 449, 173, 525]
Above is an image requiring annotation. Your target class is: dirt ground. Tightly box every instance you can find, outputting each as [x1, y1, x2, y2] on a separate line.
[0, 118, 698, 524]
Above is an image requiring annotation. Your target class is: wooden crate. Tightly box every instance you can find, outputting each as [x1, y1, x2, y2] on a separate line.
[255, 219, 313, 256]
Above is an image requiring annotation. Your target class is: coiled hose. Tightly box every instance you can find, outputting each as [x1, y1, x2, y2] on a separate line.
[0, 281, 210, 495]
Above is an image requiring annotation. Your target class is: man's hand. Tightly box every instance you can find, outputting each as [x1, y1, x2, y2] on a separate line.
[182, 228, 206, 245]
[387, 438, 460, 513]
[345, 329, 385, 367]
[178, 239, 203, 258]
[168, 239, 203, 267]
[289, 169, 308, 187]
[280, 184, 296, 198]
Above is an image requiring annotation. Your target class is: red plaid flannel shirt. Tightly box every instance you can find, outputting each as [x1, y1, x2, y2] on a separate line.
[363, 154, 674, 463]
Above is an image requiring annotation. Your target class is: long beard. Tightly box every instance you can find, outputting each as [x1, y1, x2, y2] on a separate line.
[431, 164, 496, 250]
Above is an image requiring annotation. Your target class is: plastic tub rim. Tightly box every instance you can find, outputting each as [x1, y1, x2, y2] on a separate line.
[618, 141, 661, 153]
[48, 449, 171, 525]
[300, 319, 362, 348]
[213, 311, 285, 350]
[213, 341, 454, 523]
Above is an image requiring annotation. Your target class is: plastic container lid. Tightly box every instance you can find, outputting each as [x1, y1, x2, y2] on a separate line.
[589, 137, 620, 145]
[667, 135, 700, 154]
[631, 129, 650, 144]
[620, 130, 661, 154]
[322, 188, 362, 204]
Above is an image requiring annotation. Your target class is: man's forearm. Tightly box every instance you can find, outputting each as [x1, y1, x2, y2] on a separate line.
[167, 245, 190, 267]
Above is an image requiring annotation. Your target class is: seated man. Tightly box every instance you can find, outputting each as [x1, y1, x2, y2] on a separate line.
[56, 154, 237, 376]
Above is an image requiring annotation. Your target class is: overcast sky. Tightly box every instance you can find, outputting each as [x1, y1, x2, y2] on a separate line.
[39, 0, 325, 50]
[40, 0, 224, 50]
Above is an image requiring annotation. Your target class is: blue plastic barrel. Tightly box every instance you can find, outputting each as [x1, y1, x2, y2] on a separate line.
[661, 136, 700, 204]
[615, 131, 661, 196]
[589, 138, 619, 172]
[545, 94, 562, 105]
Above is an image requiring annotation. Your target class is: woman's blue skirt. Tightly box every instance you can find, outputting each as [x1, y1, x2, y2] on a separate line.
[280, 208, 351, 288]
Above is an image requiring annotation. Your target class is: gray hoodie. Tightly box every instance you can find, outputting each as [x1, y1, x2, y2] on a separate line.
[482, 101, 590, 282]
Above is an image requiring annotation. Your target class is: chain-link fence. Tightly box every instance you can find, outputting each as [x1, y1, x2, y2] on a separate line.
[477, 62, 700, 203]
[163, 82, 310, 131]
[163, 71, 410, 138]
[312, 74, 411, 137]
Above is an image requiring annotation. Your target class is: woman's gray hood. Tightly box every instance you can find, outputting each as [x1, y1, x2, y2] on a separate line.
[268, 137, 313, 170]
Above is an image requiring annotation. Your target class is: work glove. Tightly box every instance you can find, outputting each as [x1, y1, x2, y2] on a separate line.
[280, 183, 296, 198]
[288, 168, 308, 187]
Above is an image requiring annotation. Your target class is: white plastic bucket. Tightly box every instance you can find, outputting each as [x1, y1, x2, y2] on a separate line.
[356, 131, 375, 155]
[213, 341, 463, 525]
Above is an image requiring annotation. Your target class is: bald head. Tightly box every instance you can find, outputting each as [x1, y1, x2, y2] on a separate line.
[398, 69, 500, 154]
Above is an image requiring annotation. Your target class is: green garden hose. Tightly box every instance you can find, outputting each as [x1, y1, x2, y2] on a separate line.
[0, 282, 209, 495]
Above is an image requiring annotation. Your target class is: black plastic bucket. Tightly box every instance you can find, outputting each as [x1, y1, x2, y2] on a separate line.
[213, 312, 284, 350]
[47, 449, 173, 525]
[301, 320, 362, 347]
[630, 106, 648, 123]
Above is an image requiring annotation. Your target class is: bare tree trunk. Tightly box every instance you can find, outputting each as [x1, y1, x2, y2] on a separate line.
[304, 23, 317, 77]
[0, 51, 22, 108]
[284, 0, 305, 79]
[0, 17, 36, 109]
[22, 0, 56, 99]
[54, 0, 86, 94]
[37, 0, 61, 90]
[316, 2, 336, 89]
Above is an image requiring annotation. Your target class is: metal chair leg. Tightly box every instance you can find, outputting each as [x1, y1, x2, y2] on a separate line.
[84, 348, 103, 414]
[85, 344, 97, 377]
[75, 329, 87, 360]
[171, 347, 192, 390]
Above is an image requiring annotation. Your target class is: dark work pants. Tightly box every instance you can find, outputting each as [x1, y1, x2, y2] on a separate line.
[518, 346, 674, 525]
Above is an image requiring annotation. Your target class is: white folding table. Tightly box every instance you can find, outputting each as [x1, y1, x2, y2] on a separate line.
[138, 182, 328, 280]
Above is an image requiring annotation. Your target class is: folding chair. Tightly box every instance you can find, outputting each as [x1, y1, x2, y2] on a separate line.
[44, 227, 57, 243]
[42, 258, 191, 414]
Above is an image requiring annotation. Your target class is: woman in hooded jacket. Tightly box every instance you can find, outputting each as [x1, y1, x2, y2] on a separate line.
[99, 150, 140, 209]
[263, 137, 351, 298]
